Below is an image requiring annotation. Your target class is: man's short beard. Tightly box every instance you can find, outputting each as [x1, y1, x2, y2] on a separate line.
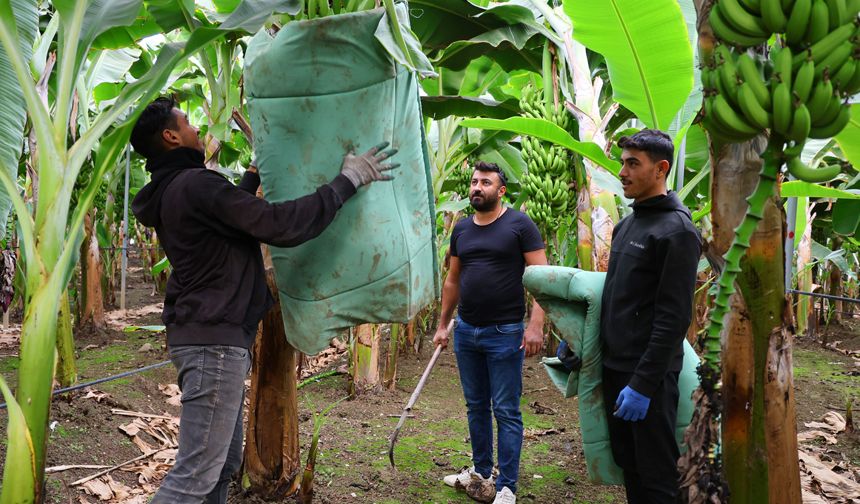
[470, 193, 499, 212]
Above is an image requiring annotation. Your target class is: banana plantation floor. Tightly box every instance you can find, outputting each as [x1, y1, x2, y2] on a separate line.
[0, 267, 857, 503]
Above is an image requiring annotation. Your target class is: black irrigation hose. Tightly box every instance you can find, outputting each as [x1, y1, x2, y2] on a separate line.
[787, 289, 860, 305]
[0, 361, 347, 411]
[0, 359, 171, 410]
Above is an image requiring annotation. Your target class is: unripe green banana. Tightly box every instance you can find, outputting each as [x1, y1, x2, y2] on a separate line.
[844, 61, 860, 93]
[713, 93, 760, 136]
[737, 53, 773, 108]
[772, 81, 793, 134]
[716, 46, 741, 104]
[739, 0, 763, 12]
[703, 96, 748, 142]
[811, 94, 844, 126]
[788, 103, 812, 141]
[699, 65, 716, 91]
[738, 82, 773, 128]
[832, 58, 857, 90]
[793, 22, 855, 66]
[773, 46, 793, 83]
[807, 77, 834, 113]
[793, 59, 815, 102]
[787, 0, 813, 44]
[787, 156, 842, 182]
[710, 5, 771, 46]
[805, 0, 831, 43]
[762, 0, 789, 32]
[826, 0, 848, 28]
[809, 104, 851, 137]
[814, 40, 853, 78]
[720, 0, 771, 35]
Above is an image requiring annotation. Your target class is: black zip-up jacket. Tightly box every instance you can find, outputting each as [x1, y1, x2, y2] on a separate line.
[131, 147, 356, 349]
[599, 191, 701, 397]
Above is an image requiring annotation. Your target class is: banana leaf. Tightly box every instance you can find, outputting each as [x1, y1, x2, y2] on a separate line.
[0, 376, 36, 503]
[460, 116, 621, 175]
[410, 0, 544, 72]
[564, 0, 694, 131]
[780, 181, 860, 199]
[421, 95, 521, 120]
[0, 0, 37, 241]
[834, 104, 860, 169]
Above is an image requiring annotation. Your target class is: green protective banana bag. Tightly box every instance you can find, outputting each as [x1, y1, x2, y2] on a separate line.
[244, 7, 439, 355]
[524, 266, 700, 485]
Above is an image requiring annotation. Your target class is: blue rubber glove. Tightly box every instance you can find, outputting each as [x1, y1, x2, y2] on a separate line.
[614, 385, 651, 422]
[556, 340, 582, 372]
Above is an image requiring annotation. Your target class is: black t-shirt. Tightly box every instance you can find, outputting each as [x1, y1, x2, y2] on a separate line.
[450, 209, 544, 326]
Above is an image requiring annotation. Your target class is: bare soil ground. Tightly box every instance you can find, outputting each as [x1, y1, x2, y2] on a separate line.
[0, 262, 857, 503]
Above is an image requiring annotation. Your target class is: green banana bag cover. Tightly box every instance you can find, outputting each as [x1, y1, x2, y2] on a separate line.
[244, 8, 438, 355]
[523, 266, 700, 485]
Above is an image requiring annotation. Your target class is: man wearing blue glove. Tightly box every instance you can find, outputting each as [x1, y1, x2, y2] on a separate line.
[599, 129, 701, 503]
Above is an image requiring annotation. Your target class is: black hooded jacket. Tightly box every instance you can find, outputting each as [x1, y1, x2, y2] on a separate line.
[131, 147, 356, 349]
[599, 191, 701, 397]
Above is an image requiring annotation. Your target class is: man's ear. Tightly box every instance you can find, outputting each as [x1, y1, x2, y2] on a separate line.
[498, 185, 507, 196]
[161, 128, 180, 148]
[657, 160, 671, 180]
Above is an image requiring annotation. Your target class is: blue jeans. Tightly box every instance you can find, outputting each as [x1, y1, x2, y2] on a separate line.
[151, 345, 251, 504]
[453, 317, 525, 494]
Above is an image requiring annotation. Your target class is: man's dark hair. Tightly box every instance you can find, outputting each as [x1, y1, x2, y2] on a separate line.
[130, 97, 178, 160]
[473, 160, 507, 187]
[617, 129, 674, 169]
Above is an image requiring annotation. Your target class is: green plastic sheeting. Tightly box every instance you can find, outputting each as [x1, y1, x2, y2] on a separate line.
[244, 7, 438, 355]
[523, 266, 700, 485]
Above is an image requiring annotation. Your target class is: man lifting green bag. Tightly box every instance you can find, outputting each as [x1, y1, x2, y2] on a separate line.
[244, 6, 438, 355]
[523, 266, 699, 485]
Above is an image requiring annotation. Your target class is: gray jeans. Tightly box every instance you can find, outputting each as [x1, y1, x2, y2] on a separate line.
[151, 345, 251, 504]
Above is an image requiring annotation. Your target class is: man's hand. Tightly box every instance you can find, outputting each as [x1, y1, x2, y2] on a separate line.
[433, 325, 450, 350]
[556, 340, 582, 371]
[614, 385, 651, 422]
[521, 324, 543, 357]
[340, 141, 400, 188]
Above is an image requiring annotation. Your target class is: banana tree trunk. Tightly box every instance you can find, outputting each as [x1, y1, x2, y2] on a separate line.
[710, 138, 801, 503]
[567, 49, 618, 272]
[827, 254, 842, 323]
[796, 205, 813, 336]
[245, 263, 301, 498]
[55, 289, 76, 387]
[403, 318, 416, 354]
[351, 324, 380, 394]
[686, 272, 710, 345]
[78, 211, 105, 330]
[383, 323, 400, 390]
[10, 280, 63, 503]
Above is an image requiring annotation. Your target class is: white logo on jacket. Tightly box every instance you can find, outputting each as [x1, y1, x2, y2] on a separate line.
[629, 241, 646, 250]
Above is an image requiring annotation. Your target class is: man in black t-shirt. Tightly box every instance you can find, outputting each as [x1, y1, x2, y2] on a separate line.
[433, 162, 547, 504]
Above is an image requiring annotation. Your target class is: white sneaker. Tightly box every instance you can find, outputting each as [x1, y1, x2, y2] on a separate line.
[443, 466, 493, 489]
[492, 486, 516, 504]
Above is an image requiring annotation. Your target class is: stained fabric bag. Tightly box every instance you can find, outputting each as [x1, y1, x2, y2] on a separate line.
[244, 6, 438, 355]
[523, 266, 700, 485]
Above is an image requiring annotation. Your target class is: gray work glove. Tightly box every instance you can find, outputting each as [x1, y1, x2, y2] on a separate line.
[340, 141, 400, 189]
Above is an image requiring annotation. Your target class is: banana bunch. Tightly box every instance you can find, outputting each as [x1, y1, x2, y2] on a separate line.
[449, 163, 475, 215]
[702, 0, 859, 183]
[710, 0, 860, 48]
[519, 84, 574, 232]
[521, 172, 571, 224]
